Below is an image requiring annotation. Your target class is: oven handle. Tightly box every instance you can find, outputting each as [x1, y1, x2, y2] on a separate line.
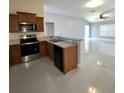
[20, 42, 39, 45]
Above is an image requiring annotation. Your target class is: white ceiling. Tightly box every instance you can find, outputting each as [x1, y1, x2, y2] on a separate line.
[43, 0, 115, 23]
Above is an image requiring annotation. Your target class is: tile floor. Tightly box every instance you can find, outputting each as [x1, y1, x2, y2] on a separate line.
[10, 39, 115, 93]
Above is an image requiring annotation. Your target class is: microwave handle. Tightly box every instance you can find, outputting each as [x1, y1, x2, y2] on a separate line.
[33, 25, 35, 29]
[16, 25, 19, 30]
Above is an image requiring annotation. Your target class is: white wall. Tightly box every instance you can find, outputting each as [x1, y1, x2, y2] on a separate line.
[9, 0, 44, 40]
[9, 0, 44, 17]
[45, 13, 89, 39]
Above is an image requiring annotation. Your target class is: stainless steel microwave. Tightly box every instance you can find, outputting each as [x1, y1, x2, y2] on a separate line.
[19, 23, 37, 32]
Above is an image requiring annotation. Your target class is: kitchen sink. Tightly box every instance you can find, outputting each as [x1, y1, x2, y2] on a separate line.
[49, 39, 63, 42]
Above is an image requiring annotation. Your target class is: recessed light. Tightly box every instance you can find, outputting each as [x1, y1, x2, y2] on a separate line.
[85, 0, 104, 8]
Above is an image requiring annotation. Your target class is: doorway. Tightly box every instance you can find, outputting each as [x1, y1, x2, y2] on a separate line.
[85, 25, 90, 39]
[84, 25, 90, 52]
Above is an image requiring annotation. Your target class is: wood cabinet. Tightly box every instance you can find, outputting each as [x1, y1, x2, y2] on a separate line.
[9, 41, 78, 73]
[9, 12, 44, 33]
[9, 14, 18, 33]
[9, 44, 21, 66]
[39, 41, 56, 61]
[17, 12, 36, 23]
[39, 41, 48, 57]
[36, 17, 44, 32]
[47, 42, 54, 61]
[63, 45, 78, 73]
[54, 44, 78, 74]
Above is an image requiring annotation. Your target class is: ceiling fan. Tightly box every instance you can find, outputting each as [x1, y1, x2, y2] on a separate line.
[98, 9, 114, 20]
[99, 13, 110, 19]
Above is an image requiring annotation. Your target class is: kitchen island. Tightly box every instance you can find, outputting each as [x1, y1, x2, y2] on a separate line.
[47, 40, 78, 74]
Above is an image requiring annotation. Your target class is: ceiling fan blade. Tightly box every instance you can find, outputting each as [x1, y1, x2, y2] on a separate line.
[100, 16, 110, 20]
[103, 16, 110, 18]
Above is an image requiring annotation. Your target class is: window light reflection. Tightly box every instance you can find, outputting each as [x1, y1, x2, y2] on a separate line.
[88, 87, 97, 93]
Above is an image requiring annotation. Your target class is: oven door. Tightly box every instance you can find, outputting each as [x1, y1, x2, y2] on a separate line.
[20, 42, 40, 57]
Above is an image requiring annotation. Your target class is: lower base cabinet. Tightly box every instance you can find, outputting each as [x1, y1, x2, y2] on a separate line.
[39, 41, 48, 57]
[47, 42, 54, 62]
[9, 41, 78, 74]
[63, 46, 78, 73]
[9, 44, 21, 66]
[54, 45, 78, 74]
[39, 41, 78, 74]
[38, 41, 55, 61]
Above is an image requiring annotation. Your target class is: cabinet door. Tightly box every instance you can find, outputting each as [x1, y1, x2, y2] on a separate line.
[9, 14, 18, 32]
[18, 12, 36, 23]
[39, 41, 48, 57]
[47, 42, 54, 61]
[50, 44, 54, 61]
[36, 17, 44, 32]
[9, 44, 21, 66]
[63, 46, 78, 74]
[18, 13, 28, 23]
[47, 42, 50, 58]
[28, 14, 36, 23]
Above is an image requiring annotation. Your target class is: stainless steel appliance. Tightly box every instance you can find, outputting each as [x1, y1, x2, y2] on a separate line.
[20, 35, 40, 62]
[19, 23, 37, 32]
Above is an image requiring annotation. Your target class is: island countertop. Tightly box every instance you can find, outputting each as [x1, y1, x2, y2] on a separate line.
[47, 40, 77, 48]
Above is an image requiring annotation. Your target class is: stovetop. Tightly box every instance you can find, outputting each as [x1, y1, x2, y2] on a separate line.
[20, 35, 39, 44]
[20, 38, 38, 44]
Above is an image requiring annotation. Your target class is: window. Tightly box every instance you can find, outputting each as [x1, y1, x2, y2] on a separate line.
[99, 24, 115, 37]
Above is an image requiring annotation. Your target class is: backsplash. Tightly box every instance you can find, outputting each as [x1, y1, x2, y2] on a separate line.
[9, 32, 45, 40]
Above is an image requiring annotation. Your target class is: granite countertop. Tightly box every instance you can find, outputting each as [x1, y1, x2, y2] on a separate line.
[9, 36, 82, 47]
[9, 38, 77, 48]
[47, 40, 77, 48]
[9, 39, 20, 45]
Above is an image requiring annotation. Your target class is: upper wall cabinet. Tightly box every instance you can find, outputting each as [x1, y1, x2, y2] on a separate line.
[9, 14, 18, 33]
[17, 12, 36, 24]
[36, 17, 44, 32]
[9, 11, 44, 33]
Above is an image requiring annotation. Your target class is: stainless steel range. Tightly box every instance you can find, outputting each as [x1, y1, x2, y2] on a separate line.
[20, 35, 40, 62]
